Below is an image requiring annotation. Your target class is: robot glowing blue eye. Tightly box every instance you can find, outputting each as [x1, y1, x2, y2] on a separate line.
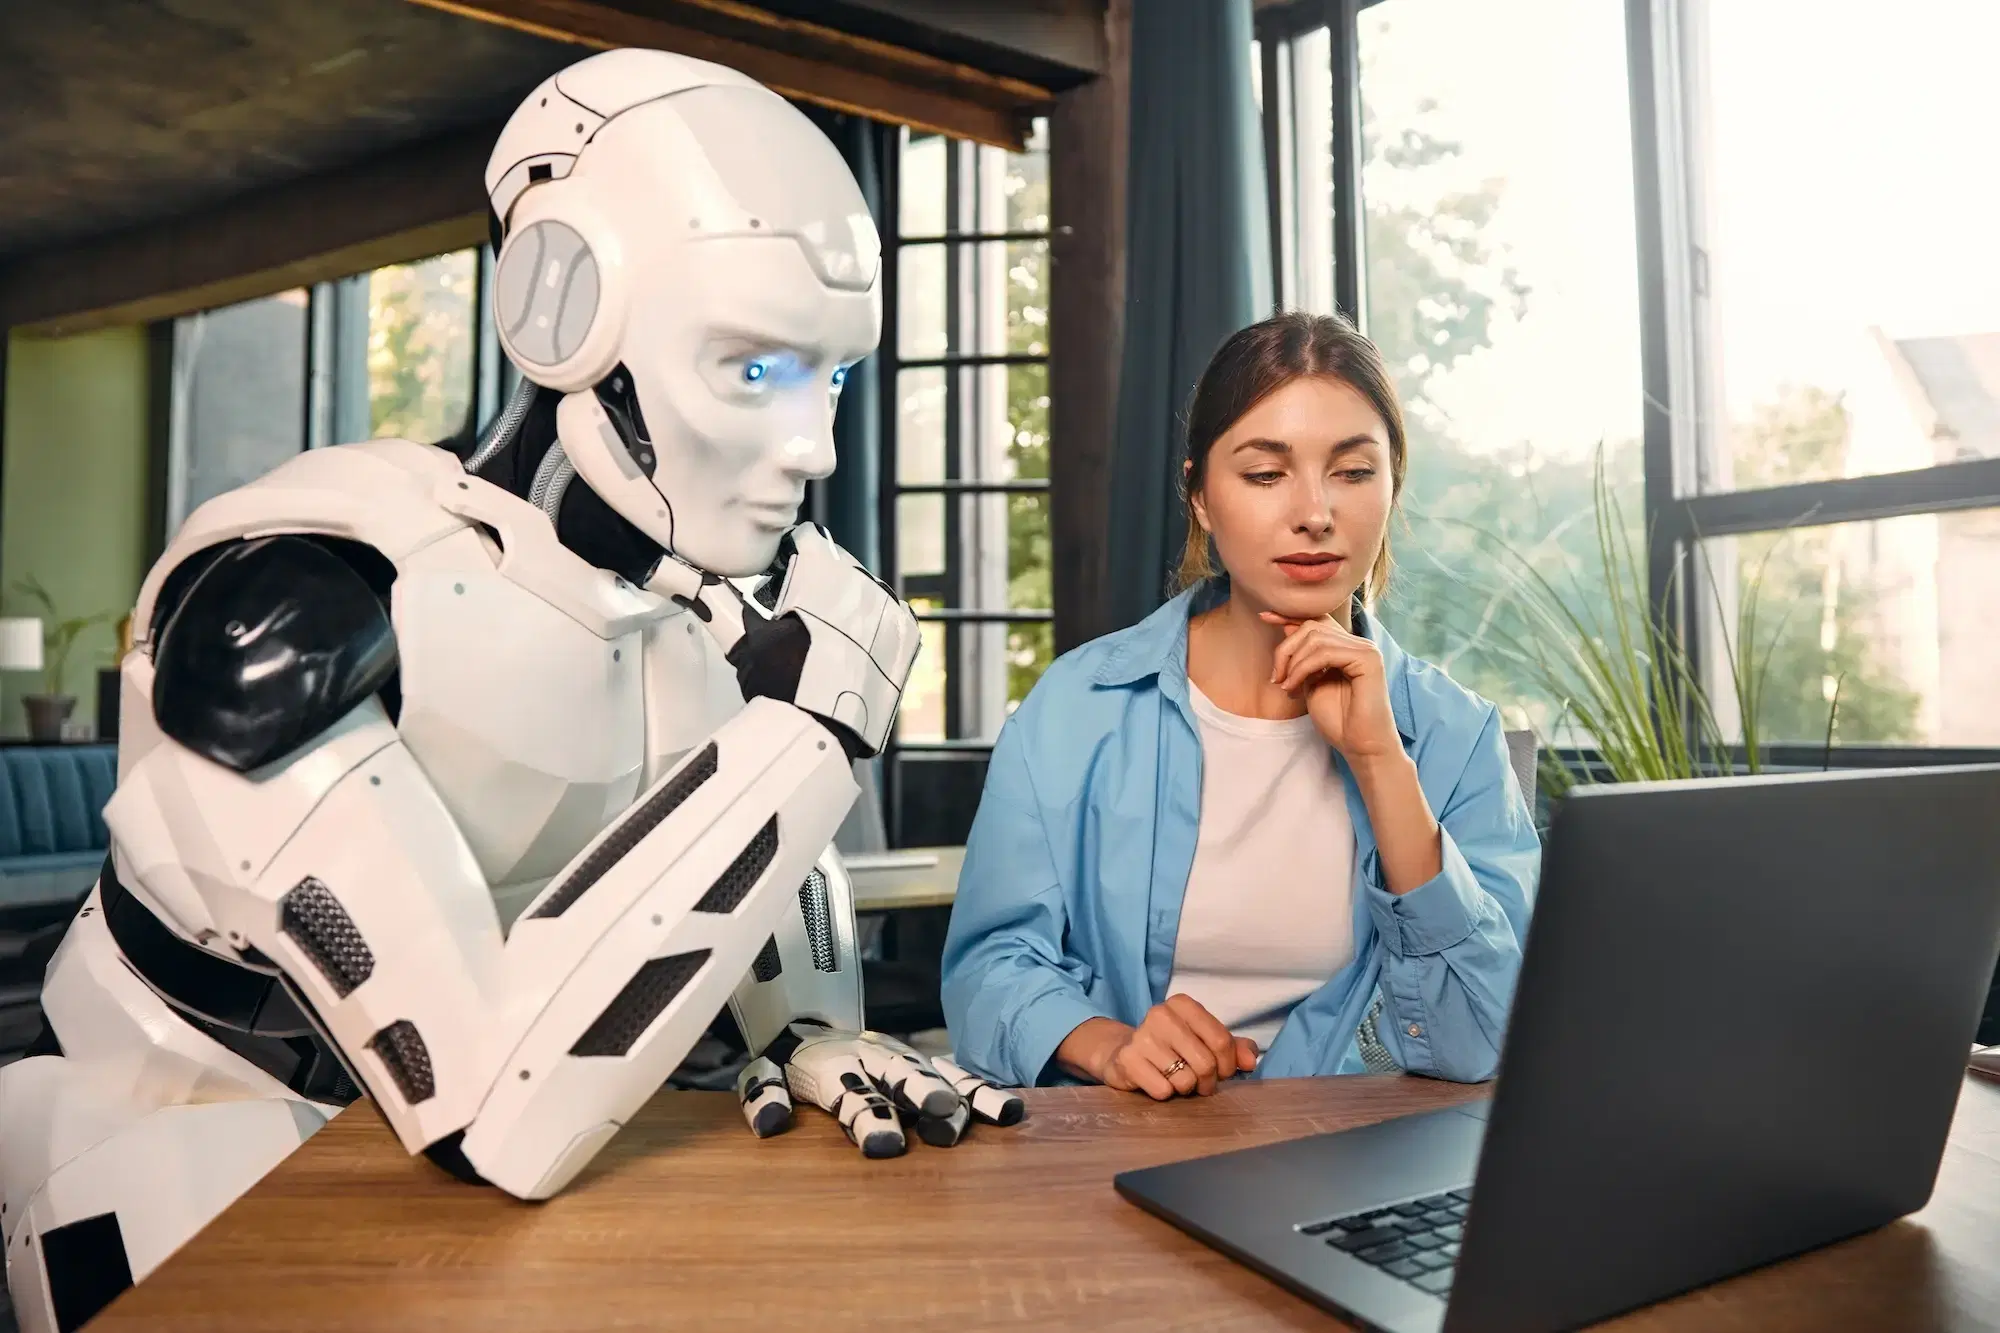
[742, 359, 772, 384]
[831, 366, 849, 390]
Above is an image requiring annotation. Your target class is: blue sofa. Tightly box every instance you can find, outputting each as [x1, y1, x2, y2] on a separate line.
[0, 745, 116, 911]
[0, 744, 116, 1060]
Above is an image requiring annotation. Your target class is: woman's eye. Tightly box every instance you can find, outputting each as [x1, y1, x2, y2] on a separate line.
[1245, 471, 1283, 485]
[1339, 467, 1378, 483]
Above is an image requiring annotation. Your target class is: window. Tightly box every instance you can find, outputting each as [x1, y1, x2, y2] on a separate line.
[1258, 0, 2000, 763]
[361, 250, 479, 443]
[882, 120, 1053, 845]
[167, 248, 491, 541]
[1263, 0, 1646, 742]
[1669, 0, 2000, 751]
[165, 289, 310, 536]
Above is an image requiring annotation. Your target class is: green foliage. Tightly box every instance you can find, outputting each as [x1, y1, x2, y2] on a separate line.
[368, 253, 478, 444]
[1004, 148, 1055, 707]
[1362, 90, 1919, 781]
[8, 574, 114, 698]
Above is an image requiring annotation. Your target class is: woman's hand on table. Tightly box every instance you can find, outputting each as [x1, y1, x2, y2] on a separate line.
[1056, 995, 1260, 1099]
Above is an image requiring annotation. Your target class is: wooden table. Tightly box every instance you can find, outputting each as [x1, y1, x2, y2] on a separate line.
[848, 845, 962, 914]
[95, 1073, 2000, 1332]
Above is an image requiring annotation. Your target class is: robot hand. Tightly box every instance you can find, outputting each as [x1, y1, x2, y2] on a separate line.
[645, 525, 919, 761]
[735, 1021, 1024, 1157]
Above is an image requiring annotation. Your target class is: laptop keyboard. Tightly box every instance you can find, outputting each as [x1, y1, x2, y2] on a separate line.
[1298, 1188, 1470, 1298]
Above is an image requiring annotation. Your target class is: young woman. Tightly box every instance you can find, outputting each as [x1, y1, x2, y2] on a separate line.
[938, 311, 1539, 1098]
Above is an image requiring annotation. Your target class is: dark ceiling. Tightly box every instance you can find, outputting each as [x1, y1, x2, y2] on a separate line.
[0, 0, 576, 262]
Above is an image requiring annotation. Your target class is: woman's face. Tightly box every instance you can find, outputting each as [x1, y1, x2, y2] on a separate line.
[1190, 375, 1395, 622]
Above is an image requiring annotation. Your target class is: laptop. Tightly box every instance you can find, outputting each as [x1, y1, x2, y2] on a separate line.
[1115, 765, 2000, 1333]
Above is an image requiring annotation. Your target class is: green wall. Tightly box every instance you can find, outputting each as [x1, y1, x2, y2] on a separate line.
[1, 327, 152, 738]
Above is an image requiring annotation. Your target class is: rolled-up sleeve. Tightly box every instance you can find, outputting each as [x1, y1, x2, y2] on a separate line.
[1368, 706, 1539, 1083]
[940, 718, 1105, 1088]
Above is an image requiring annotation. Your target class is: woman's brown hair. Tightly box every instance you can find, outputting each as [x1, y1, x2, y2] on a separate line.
[1176, 310, 1408, 604]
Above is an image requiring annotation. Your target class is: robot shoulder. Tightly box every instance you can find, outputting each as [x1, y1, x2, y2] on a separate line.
[132, 439, 470, 649]
[151, 534, 398, 773]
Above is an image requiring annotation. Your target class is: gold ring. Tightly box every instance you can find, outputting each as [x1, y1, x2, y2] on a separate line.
[1163, 1058, 1189, 1077]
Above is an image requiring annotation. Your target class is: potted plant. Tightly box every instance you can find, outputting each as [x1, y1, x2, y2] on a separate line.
[1427, 451, 1822, 808]
[10, 575, 116, 743]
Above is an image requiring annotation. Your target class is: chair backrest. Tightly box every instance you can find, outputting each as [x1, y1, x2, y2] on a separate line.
[1504, 729, 1538, 809]
[0, 745, 118, 859]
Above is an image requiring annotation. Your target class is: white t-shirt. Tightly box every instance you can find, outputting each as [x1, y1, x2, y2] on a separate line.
[1164, 679, 1358, 1050]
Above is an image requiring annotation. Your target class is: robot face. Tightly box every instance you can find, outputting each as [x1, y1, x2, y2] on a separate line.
[496, 63, 883, 577]
[624, 230, 880, 575]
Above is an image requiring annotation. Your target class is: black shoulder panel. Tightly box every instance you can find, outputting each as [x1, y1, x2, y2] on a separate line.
[152, 535, 398, 772]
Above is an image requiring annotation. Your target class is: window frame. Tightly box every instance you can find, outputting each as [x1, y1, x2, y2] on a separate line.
[877, 123, 1056, 846]
[1256, 0, 2000, 768]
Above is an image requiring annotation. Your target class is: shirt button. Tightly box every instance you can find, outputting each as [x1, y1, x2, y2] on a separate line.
[1407, 1024, 1423, 1038]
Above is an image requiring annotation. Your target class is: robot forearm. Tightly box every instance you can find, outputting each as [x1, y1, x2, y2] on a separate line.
[462, 696, 856, 1197]
[116, 690, 858, 1199]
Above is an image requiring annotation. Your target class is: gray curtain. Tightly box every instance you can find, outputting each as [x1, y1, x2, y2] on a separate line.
[806, 109, 889, 574]
[1104, 0, 1273, 632]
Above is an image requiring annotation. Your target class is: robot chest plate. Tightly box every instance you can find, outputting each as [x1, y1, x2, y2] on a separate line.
[390, 557, 742, 919]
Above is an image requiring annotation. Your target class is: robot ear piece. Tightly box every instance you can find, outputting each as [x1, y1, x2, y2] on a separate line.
[492, 214, 625, 393]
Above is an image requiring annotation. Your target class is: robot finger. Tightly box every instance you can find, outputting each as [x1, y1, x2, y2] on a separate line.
[791, 1047, 905, 1159]
[736, 1056, 793, 1139]
[932, 1056, 1026, 1127]
[856, 1041, 962, 1121]
[910, 1097, 972, 1148]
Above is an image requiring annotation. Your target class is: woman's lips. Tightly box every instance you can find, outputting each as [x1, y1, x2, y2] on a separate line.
[1275, 553, 1344, 584]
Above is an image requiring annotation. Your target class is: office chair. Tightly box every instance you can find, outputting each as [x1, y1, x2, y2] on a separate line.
[1355, 730, 1539, 1073]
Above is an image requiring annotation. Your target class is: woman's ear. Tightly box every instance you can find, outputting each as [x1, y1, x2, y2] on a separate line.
[1188, 487, 1211, 534]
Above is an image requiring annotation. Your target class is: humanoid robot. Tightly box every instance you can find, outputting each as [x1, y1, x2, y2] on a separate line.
[0, 48, 1020, 1333]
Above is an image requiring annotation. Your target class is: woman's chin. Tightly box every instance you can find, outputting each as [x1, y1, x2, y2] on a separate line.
[1245, 576, 1354, 622]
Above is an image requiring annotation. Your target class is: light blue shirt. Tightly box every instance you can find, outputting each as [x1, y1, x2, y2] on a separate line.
[939, 581, 1541, 1088]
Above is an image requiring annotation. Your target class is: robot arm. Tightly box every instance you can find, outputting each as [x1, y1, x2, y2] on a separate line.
[648, 527, 1027, 1153]
[121, 535, 860, 1199]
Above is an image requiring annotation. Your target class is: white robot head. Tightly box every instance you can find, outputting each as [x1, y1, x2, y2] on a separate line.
[483, 49, 883, 576]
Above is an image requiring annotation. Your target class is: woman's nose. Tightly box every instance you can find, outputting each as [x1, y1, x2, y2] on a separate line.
[1295, 487, 1333, 535]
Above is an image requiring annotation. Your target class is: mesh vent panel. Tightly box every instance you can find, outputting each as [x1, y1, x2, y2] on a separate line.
[692, 816, 777, 914]
[569, 950, 712, 1058]
[280, 878, 374, 996]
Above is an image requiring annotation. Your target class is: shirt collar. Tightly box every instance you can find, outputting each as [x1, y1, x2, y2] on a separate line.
[1091, 577, 1417, 743]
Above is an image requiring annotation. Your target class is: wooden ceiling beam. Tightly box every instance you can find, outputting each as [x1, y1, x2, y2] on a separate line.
[0, 128, 494, 338]
[403, 0, 1052, 149]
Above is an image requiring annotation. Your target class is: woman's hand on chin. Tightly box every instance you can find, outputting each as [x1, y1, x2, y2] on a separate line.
[1057, 998, 1260, 1099]
[1260, 611, 1402, 763]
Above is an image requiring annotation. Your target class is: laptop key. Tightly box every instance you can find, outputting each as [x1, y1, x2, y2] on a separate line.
[1441, 1242, 1461, 1258]
[1357, 1240, 1415, 1264]
[1422, 1209, 1457, 1227]
[1436, 1223, 1464, 1242]
[1383, 1259, 1427, 1280]
[1413, 1250, 1453, 1272]
[1392, 1202, 1431, 1217]
[1394, 1218, 1435, 1235]
[1413, 1269, 1454, 1296]
[1406, 1232, 1446, 1251]
[1447, 1189, 1472, 1202]
[1298, 1219, 1340, 1235]
[1329, 1226, 1405, 1253]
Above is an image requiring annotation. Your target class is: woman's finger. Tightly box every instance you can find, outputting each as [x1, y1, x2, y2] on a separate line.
[1130, 1030, 1195, 1098]
[1279, 635, 1374, 693]
[1277, 639, 1348, 693]
[1157, 1020, 1224, 1096]
[1269, 622, 1318, 682]
[1165, 993, 1239, 1079]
